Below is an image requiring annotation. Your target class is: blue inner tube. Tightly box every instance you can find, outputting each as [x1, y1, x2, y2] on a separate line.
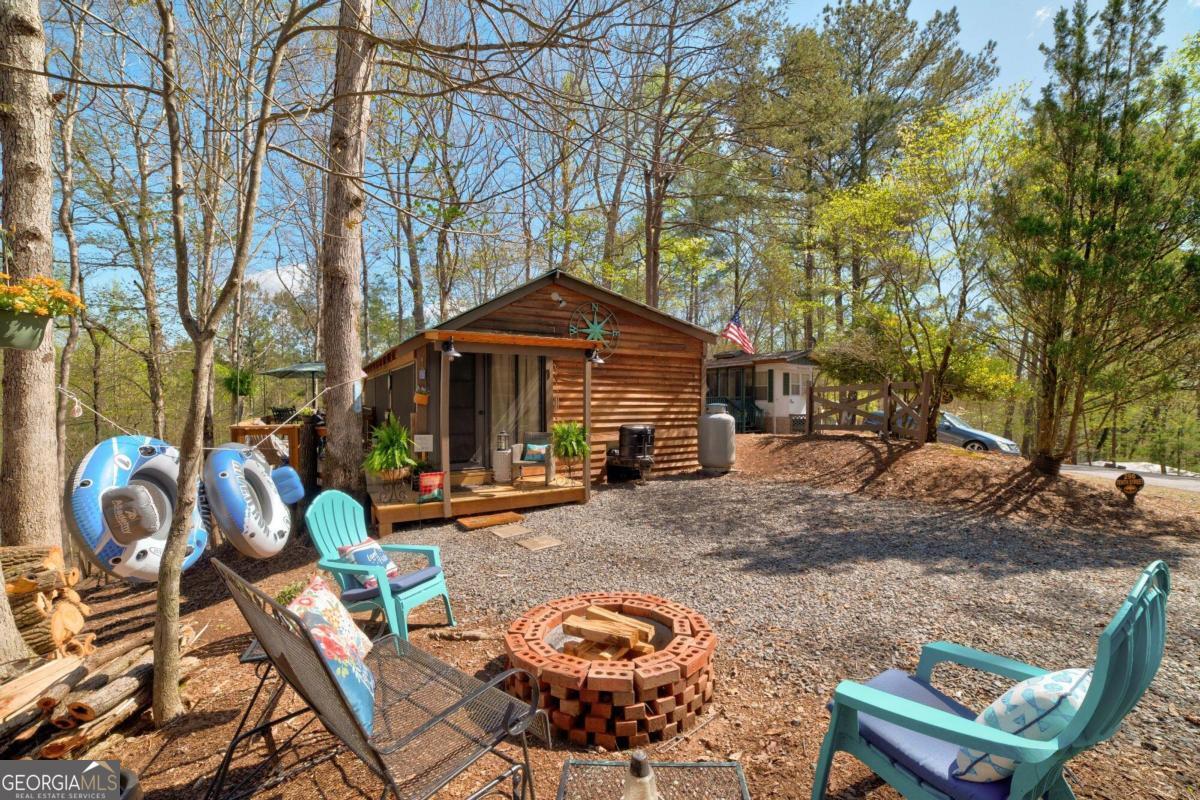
[204, 443, 292, 559]
[64, 436, 209, 583]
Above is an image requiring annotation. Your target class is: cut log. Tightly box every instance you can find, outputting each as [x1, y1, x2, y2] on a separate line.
[40, 657, 199, 759]
[5, 567, 68, 597]
[52, 645, 151, 728]
[585, 605, 656, 641]
[20, 600, 86, 657]
[68, 649, 156, 721]
[38, 631, 154, 712]
[0, 701, 42, 742]
[0, 656, 81, 718]
[63, 633, 97, 657]
[0, 545, 65, 577]
[562, 615, 637, 649]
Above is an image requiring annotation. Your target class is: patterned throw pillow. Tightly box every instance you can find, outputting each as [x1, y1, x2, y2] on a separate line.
[523, 442, 548, 462]
[337, 539, 401, 590]
[953, 668, 1092, 782]
[300, 612, 376, 733]
[287, 574, 373, 658]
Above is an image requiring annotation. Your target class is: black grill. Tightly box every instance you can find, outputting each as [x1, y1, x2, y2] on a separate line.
[607, 424, 655, 484]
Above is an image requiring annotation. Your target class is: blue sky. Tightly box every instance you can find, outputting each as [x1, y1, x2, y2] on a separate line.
[786, 0, 1199, 91]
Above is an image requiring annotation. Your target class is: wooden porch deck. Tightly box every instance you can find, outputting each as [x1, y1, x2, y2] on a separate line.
[372, 478, 585, 533]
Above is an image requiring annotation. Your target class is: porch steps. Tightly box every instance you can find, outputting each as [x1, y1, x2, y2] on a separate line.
[457, 511, 526, 531]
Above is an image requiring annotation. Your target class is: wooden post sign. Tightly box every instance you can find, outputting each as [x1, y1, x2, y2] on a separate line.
[1115, 472, 1145, 503]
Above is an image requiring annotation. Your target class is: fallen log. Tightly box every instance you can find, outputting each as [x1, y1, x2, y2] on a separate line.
[0, 702, 43, 742]
[68, 650, 155, 722]
[5, 567, 68, 597]
[40, 657, 200, 759]
[0, 657, 81, 719]
[38, 631, 154, 712]
[0, 656, 44, 684]
[0, 545, 65, 578]
[51, 645, 151, 729]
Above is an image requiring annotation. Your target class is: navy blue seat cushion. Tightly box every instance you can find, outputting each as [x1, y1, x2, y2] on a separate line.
[854, 669, 1013, 800]
[340, 565, 443, 604]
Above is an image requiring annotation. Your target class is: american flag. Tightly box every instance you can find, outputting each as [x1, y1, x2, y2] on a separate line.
[721, 312, 754, 353]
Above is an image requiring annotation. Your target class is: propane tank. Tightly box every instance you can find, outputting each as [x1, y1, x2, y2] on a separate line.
[698, 402, 736, 473]
[621, 751, 658, 800]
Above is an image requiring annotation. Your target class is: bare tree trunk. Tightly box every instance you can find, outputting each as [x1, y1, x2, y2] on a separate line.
[0, 0, 63, 548]
[1002, 329, 1029, 441]
[55, 8, 86, 500]
[87, 326, 102, 445]
[319, 0, 373, 495]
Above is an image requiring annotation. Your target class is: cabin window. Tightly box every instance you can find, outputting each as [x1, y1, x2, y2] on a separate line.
[489, 354, 545, 451]
[782, 373, 790, 397]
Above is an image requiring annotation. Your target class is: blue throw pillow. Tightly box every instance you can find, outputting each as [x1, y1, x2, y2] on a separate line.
[300, 610, 376, 734]
[524, 442, 548, 462]
[953, 667, 1092, 782]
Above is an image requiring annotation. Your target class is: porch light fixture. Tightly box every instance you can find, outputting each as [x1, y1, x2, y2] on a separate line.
[587, 349, 604, 366]
[442, 339, 461, 360]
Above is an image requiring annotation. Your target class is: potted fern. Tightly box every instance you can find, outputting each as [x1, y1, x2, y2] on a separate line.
[551, 421, 590, 481]
[363, 413, 417, 482]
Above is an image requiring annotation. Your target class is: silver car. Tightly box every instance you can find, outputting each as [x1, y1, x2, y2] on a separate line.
[866, 409, 1022, 454]
[935, 411, 1021, 454]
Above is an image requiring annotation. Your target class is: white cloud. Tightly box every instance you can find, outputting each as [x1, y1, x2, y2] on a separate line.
[1029, 6, 1054, 40]
[247, 263, 311, 296]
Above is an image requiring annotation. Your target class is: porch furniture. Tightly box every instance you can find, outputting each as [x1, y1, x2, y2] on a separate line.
[812, 561, 1170, 800]
[210, 559, 539, 800]
[555, 759, 750, 800]
[306, 489, 455, 640]
[512, 432, 553, 480]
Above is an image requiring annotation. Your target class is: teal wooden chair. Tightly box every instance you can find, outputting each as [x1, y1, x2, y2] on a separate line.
[813, 561, 1170, 800]
[305, 489, 456, 640]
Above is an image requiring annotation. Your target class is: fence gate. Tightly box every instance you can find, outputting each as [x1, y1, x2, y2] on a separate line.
[804, 373, 933, 443]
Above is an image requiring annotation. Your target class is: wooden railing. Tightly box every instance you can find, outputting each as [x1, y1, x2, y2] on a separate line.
[804, 373, 933, 443]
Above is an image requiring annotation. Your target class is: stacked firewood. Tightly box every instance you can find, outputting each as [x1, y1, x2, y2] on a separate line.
[0, 625, 201, 759]
[2, 546, 92, 658]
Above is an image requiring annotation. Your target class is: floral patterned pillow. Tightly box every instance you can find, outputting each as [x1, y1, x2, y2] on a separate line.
[287, 574, 372, 658]
[302, 614, 376, 733]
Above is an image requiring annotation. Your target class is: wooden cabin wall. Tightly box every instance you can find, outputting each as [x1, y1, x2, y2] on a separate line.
[460, 282, 706, 477]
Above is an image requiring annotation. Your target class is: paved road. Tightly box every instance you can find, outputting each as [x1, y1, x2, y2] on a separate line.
[1061, 463, 1200, 494]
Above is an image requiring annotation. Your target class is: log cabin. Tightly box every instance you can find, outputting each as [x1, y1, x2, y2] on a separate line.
[363, 270, 716, 531]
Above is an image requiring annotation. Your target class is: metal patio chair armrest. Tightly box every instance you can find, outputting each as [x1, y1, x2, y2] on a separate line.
[316, 557, 392, 590]
[833, 681, 1059, 763]
[916, 641, 1047, 684]
[374, 667, 540, 755]
[378, 543, 442, 567]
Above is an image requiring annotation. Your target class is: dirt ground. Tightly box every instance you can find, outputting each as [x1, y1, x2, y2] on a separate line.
[735, 432, 1200, 537]
[65, 433, 1198, 800]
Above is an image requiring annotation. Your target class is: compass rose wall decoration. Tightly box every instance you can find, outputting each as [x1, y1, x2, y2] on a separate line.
[567, 302, 620, 358]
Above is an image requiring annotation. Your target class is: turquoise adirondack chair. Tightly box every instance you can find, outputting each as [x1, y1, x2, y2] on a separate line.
[813, 561, 1170, 800]
[305, 489, 456, 640]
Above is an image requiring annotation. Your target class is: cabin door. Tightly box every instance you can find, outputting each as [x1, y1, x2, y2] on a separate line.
[448, 353, 486, 467]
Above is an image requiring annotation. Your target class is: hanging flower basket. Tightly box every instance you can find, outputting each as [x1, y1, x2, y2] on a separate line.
[0, 309, 50, 350]
[0, 273, 84, 350]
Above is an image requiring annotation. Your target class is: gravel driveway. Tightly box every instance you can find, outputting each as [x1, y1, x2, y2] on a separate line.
[386, 473, 1199, 797]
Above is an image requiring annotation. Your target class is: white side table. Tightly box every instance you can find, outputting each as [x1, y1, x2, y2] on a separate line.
[493, 449, 512, 484]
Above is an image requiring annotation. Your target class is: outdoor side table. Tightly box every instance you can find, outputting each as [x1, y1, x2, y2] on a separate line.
[556, 759, 752, 800]
[494, 448, 513, 483]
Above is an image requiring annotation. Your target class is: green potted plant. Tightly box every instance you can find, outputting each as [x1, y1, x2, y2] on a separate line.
[363, 413, 417, 482]
[551, 421, 590, 481]
[0, 273, 85, 350]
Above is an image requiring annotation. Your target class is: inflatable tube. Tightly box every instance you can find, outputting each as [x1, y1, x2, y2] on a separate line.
[64, 436, 209, 583]
[204, 444, 293, 559]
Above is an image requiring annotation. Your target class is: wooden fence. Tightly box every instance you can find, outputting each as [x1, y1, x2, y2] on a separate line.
[804, 373, 934, 443]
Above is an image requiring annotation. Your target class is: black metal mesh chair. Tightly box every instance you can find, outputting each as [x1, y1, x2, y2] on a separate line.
[211, 559, 539, 800]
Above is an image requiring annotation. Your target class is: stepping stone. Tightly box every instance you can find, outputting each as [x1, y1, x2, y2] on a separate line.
[516, 535, 562, 552]
[491, 524, 531, 539]
[457, 511, 525, 530]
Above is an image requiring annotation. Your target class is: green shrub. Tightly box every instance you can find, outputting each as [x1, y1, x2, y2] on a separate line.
[551, 421, 590, 479]
[363, 413, 417, 475]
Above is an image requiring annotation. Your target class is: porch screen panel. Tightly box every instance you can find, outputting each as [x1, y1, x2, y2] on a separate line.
[490, 355, 518, 453]
[516, 355, 544, 436]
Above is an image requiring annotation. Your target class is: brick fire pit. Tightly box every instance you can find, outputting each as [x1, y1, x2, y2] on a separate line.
[505, 592, 717, 750]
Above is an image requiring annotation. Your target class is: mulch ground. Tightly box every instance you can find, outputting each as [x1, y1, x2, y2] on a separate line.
[734, 432, 1200, 537]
